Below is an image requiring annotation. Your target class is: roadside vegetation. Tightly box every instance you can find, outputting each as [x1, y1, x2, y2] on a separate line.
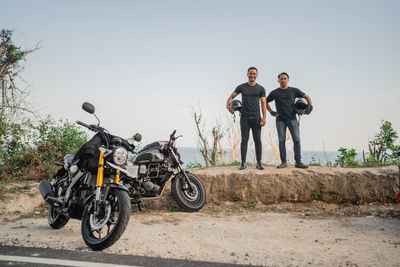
[0, 29, 86, 182]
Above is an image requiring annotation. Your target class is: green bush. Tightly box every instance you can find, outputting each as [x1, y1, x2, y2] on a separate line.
[0, 117, 87, 181]
[309, 156, 322, 166]
[367, 120, 399, 165]
[335, 147, 357, 167]
[186, 161, 203, 169]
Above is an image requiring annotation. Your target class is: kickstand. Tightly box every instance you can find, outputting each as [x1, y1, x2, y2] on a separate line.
[131, 199, 142, 211]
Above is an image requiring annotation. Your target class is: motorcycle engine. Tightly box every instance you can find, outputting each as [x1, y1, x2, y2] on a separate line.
[143, 180, 160, 192]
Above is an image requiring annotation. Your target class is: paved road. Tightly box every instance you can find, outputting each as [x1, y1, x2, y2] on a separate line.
[0, 245, 250, 267]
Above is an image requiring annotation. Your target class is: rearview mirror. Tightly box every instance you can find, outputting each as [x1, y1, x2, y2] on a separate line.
[133, 133, 142, 142]
[82, 102, 95, 114]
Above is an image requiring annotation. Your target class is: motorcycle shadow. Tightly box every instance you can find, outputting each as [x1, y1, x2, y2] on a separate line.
[130, 193, 182, 213]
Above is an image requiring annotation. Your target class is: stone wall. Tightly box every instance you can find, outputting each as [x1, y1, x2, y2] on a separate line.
[191, 166, 399, 204]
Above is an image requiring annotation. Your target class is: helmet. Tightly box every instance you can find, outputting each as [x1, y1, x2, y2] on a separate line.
[230, 100, 242, 112]
[294, 98, 308, 115]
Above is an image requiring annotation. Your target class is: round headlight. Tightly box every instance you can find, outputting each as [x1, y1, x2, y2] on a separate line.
[112, 146, 128, 165]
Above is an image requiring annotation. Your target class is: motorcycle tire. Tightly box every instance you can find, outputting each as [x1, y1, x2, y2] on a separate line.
[171, 173, 206, 212]
[81, 188, 131, 251]
[48, 206, 70, 229]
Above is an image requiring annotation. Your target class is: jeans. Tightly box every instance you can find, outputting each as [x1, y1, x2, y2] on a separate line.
[276, 119, 301, 163]
[240, 116, 262, 163]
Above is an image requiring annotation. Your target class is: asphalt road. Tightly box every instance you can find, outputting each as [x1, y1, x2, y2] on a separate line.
[0, 245, 251, 267]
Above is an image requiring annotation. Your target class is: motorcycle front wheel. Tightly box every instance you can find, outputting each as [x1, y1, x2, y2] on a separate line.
[81, 188, 131, 250]
[171, 173, 206, 212]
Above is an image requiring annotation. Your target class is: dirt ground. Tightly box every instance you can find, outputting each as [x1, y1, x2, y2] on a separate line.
[1, 181, 400, 266]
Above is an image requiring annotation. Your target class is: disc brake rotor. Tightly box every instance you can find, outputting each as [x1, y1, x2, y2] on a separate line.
[89, 202, 112, 230]
[182, 182, 198, 201]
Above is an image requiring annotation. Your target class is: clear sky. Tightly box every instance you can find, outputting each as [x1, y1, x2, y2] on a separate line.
[2, 0, 399, 152]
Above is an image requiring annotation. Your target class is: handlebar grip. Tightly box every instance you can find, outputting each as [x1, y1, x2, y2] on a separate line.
[121, 138, 135, 152]
[76, 120, 89, 128]
[76, 120, 97, 132]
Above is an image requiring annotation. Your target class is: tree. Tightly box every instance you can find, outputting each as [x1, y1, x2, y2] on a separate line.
[0, 29, 42, 122]
[367, 120, 399, 164]
[192, 108, 226, 167]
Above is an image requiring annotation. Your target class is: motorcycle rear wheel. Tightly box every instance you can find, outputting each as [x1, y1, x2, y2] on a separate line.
[48, 206, 70, 229]
[171, 173, 206, 212]
[81, 188, 131, 251]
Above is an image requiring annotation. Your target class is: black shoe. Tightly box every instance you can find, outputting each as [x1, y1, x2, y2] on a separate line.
[239, 162, 247, 170]
[256, 161, 264, 170]
[277, 162, 287, 168]
[295, 161, 309, 169]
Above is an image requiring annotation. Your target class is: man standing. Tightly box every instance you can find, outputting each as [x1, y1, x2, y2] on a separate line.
[226, 67, 267, 170]
[266, 72, 312, 169]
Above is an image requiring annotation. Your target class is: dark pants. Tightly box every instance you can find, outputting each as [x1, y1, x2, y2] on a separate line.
[276, 119, 301, 163]
[240, 116, 262, 163]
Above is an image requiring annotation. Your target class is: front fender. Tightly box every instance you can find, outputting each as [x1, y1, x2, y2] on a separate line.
[108, 183, 129, 193]
[85, 183, 129, 206]
[172, 171, 190, 181]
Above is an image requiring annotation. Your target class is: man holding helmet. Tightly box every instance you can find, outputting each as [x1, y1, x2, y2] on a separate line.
[226, 67, 267, 170]
[266, 72, 313, 169]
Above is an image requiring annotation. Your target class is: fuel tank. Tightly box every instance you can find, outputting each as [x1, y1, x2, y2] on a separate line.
[134, 149, 164, 164]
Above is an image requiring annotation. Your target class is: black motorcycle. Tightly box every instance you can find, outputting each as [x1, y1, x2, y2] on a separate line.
[120, 130, 206, 212]
[39, 102, 140, 250]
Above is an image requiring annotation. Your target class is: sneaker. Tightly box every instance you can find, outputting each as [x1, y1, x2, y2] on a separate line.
[256, 161, 264, 170]
[277, 162, 287, 168]
[239, 162, 247, 170]
[295, 161, 309, 169]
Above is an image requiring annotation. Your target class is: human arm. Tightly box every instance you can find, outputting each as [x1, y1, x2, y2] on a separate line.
[226, 92, 238, 114]
[266, 102, 278, 118]
[304, 94, 312, 106]
[260, 97, 266, 126]
[304, 94, 313, 114]
[266, 91, 278, 117]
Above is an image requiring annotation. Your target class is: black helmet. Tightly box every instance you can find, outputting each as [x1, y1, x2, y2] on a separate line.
[294, 98, 308, 115]
[230, 100, 242, 112]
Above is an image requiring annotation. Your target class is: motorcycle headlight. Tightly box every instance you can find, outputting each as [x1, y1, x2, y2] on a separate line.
[112, 146, 128, 165]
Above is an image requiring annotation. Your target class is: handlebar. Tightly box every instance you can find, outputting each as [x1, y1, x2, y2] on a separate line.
[170, 130, 177, 140]
[76, 120, 135, 152]
[121, 138, 135, 153]
[76, 120, 105, 132]
[76, 120, 90, 129]
[169, 130, 183, 142]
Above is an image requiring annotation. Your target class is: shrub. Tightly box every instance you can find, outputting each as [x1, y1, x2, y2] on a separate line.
[0, 117, 87, 181]
[335, 147, 357, 167]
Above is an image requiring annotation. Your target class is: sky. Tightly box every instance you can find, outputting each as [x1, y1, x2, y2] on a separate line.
[2, 0, 400, 152]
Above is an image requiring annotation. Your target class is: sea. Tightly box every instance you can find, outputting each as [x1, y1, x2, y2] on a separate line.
[177, 147, 341, 167]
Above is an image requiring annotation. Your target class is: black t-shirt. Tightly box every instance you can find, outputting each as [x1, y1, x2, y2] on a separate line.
[234, 83, 266, 117]
[266, 87, 305, 121]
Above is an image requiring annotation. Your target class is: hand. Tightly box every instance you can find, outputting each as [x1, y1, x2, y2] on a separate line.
[227, 105, 235, 114]
[270, 111, 278, 117]
[305, 105, 313, 115]
[260, 117, 266, 126]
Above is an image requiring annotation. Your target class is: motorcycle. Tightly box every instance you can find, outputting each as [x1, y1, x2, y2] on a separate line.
[39, 102, 140, 250]
[120, 131, 206, 212]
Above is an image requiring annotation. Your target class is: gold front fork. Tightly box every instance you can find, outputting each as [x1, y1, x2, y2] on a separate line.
[96, 147, 106, 187]
[114, 169, 120, 184]
[95, 147, 107, 211]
